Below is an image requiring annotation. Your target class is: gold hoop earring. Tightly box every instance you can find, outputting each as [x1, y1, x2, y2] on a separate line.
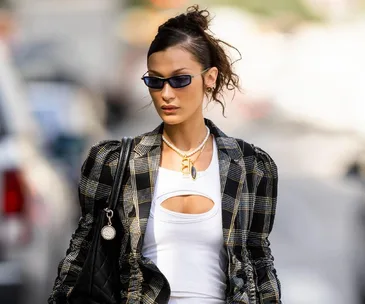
[206, 86, 215, 93]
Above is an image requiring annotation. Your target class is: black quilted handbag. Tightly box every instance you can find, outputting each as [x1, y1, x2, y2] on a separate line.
[67, 137, 133, 304]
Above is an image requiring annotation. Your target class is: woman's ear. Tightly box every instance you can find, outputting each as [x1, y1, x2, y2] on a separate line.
[204, 67, 218, 88]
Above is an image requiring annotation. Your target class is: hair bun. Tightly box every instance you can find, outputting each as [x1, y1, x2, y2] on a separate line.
[159, 5, 211, 35]
[185, 5, 210, 31]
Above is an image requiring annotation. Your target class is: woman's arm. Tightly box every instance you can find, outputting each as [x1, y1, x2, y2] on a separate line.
[48, 140, 121, 303]
[247, 147, 281, 304]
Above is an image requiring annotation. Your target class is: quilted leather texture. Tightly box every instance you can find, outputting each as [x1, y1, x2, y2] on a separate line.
[67, 210, 123, 304]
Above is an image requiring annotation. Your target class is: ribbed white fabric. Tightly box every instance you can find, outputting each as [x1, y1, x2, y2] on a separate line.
[142, 138, 227, 303]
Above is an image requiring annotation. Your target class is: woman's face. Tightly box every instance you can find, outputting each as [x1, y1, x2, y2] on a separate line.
[146, 46, 217, 125]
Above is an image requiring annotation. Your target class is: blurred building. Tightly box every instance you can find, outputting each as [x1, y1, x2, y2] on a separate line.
[305, 0, 362, 19]
[13, 0, 122, 92]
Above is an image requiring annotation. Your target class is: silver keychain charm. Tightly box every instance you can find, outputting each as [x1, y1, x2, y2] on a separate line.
[101, 208, 116, 240]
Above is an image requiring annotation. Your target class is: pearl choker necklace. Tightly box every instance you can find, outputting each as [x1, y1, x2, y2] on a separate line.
[162, 126, 210, 179]
[162, 126, 210, 158]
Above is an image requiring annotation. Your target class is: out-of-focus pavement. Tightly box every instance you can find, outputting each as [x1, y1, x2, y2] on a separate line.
[110, 104, 365, 304]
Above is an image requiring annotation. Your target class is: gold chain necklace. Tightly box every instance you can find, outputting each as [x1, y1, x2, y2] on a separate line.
[162, 127, 210, 180]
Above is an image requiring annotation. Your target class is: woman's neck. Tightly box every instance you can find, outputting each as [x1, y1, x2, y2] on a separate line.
[162, 118, 208, 152]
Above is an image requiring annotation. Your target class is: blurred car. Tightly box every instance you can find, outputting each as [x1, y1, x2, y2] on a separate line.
[24, 73, 107, 187]
[0, 41, 76, 304]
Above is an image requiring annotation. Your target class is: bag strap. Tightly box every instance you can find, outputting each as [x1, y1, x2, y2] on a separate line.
[107, 137, 133, 212]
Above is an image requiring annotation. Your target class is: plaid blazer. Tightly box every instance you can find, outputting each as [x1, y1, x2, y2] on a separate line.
[49, 119, 281, 304]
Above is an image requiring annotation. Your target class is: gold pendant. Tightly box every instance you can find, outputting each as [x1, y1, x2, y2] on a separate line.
[181, 156, 191, 176]
[181, 156, 197, 180]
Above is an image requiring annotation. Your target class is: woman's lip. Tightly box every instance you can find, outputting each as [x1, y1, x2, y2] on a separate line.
[161, 107, 179, 114]
[161, 106, 179, 110]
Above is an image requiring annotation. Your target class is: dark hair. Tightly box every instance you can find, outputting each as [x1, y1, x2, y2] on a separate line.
[147, 5, 241, 115]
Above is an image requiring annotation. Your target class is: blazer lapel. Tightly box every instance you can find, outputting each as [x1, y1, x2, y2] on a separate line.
[127, 124, 163, 252]
[206, 119, 247, 248]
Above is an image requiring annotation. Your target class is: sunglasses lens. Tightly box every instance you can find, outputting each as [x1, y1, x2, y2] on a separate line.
[169, 75, 191, 88]
[143, 77, 164, 89]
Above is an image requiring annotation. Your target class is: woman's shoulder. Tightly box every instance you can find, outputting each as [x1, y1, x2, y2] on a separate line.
[75, 140, 125, 216]
[78, 140, 126, 212]
[234, 137, 277, 179]
[83, 139, 123, 171]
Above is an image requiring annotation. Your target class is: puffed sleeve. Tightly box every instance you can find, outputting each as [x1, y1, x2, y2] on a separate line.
[247, 146, 281, 303]
[48, 140, 121, 304]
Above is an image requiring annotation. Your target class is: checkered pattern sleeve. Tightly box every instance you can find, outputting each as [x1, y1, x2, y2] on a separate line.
[48, 140, 121, 304]
[248, 146, 281, 303]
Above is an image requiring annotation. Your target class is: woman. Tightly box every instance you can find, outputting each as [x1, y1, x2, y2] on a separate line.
[49, 5, 281, 304]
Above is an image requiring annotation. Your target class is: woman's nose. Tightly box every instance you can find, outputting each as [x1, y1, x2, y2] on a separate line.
[161, 82, 175, 102]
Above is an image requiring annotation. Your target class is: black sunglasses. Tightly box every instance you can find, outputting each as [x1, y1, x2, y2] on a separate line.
[141, 68, 210, 89]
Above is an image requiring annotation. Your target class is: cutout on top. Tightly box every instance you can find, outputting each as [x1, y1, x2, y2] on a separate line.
[160, 195, 214, 214]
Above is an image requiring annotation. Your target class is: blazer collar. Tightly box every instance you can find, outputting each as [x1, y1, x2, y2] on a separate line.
[133, 123, 163, 157]
[133, 118, 243, 162]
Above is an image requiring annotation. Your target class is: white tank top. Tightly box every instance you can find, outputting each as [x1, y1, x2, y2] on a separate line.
[142, 138, 227, 303]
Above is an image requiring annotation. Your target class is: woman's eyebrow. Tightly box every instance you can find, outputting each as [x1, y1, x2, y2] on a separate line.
[148, 68, 189, 76]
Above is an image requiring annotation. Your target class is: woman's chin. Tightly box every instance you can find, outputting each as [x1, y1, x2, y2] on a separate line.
[160, 114, 184, 125]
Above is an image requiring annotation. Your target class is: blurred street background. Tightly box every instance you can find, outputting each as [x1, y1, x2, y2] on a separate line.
[0, 0, 365, 303]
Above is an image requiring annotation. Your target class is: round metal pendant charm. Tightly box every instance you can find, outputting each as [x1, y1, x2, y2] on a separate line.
[101, 225, 116, 240]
